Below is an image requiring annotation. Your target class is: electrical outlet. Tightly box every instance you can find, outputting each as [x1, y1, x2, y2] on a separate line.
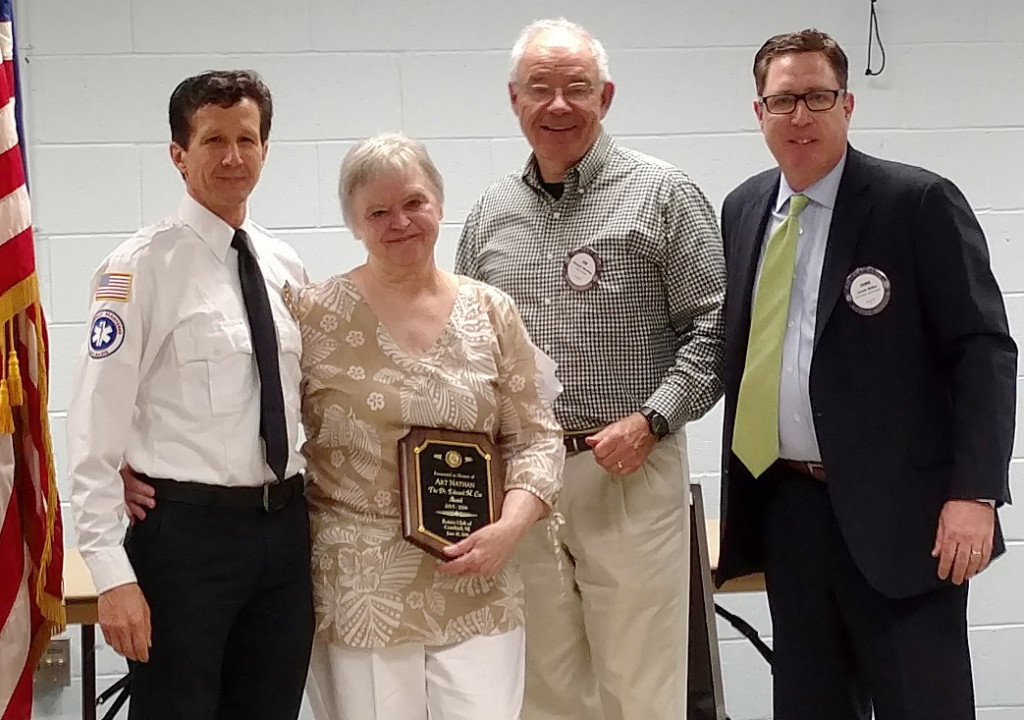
[34, 638, 71, 687]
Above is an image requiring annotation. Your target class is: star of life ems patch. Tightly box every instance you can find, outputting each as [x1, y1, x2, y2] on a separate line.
[88, 310, 126, 359]
[94, 272, 133, 302]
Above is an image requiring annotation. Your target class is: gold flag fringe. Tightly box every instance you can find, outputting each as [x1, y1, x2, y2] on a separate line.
[1, 274, 66, 642]
[8, 319, 24, 406]
[1, 275, 37, 432]
[0, 381, 11, 433]
[28, 306, 66, 632]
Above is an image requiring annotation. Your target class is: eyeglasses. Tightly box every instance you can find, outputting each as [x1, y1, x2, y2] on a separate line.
[760, 89, 845, 115]
[522, 82, 596, 104]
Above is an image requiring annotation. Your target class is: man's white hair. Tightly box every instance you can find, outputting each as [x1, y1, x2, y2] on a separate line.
[509, 18, 611, 84]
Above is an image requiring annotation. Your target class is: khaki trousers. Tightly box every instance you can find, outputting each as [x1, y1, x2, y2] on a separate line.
[517, 431, 691, 720]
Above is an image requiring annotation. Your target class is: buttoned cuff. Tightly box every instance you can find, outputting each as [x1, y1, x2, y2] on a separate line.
[82, 546, 137, 595]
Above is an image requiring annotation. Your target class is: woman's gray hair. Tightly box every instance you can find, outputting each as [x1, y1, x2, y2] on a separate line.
[509, 18, 611, 84]
[338, 133, 445, 228]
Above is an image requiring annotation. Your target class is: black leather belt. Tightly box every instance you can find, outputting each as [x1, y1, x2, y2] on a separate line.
[140, 474, 305, 512]
[780, 460, 827, 482]
[563, 427, 606, 454]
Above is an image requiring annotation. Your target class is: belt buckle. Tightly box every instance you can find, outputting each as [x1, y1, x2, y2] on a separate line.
[806, 461, 826, 481]
[564, 435, 585, 454]
[263, 479, 295, 512]
[563, 427, 601, 454]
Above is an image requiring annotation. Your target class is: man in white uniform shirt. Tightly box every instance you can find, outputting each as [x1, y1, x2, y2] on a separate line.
[68, 70, 312, 720]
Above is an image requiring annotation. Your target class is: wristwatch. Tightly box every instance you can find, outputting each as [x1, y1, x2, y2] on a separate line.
[640, 407, 670, 440]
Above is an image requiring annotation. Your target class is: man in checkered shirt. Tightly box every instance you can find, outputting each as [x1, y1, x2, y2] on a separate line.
[455, 17, 726, 720]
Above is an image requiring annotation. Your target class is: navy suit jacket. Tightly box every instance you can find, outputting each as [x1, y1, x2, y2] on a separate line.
[717, 146, 1016, 599]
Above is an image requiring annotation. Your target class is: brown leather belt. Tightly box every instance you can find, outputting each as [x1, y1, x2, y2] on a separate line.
[781, 459, 827, 482]
[563, 427, 606, 454]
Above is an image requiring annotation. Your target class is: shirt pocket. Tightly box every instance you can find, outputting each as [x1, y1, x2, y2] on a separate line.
[173, 319, 254, 416]
[275, 316, 303, 404]
[570, 221, 663, 329]
[588, 207, 664, 267]
[584, 213, 663, 299]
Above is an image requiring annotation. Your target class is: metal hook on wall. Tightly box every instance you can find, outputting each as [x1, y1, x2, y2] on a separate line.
[866, 0, 887, 76]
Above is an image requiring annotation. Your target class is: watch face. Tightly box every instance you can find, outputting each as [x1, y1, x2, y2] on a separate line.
[653, 416, 669, 436]
[644, 409, 668, 437]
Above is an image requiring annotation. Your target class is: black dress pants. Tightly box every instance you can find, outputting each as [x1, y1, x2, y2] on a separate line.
[762, 467, 975, 720]
[125, 491, 314, 720]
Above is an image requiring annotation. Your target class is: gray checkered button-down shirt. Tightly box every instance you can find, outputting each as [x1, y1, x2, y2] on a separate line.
[456, 132, 726, 431]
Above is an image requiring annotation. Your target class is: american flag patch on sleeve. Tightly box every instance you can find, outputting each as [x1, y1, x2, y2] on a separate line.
[95, 272, 133, 302]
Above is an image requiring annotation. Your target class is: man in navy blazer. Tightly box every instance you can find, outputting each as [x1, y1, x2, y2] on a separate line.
[717, 29, 1015, 720]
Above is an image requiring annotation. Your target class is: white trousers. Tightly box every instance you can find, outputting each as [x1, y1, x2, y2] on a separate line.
[517, 431, 691, 720]
[306, 626, 525, 720]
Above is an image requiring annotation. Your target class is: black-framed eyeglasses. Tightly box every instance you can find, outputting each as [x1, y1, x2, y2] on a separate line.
[760, 89, 845, 115]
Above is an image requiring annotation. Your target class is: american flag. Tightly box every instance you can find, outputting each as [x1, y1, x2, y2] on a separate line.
[0, 1, 65, 718]
[95, 272, 133, 302]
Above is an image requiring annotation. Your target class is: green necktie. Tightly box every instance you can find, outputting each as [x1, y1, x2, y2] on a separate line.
[732, 193, 810, 477]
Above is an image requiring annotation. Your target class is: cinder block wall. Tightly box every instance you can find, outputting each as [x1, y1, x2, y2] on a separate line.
[17, 1, 1022, 718]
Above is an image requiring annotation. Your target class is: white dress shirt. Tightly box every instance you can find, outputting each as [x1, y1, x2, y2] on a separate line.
[68, 194, 308, 593]
[754, 154, 847, 462]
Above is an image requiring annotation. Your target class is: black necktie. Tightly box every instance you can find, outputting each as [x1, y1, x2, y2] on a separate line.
[232, 229, 288, 481]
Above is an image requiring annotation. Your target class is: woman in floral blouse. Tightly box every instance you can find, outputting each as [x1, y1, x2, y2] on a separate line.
[295, 133, 564, 720]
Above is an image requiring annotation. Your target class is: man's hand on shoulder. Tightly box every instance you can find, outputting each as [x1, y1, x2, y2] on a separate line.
[586, 413, 656, 476]
[98, 583, 152, 662]
[931, 499, 996, 585]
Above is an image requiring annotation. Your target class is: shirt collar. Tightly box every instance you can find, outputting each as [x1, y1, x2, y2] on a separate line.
[774, 150, 847, 214]
[178, 193, 254, 262]
[521, 129, 614, 192]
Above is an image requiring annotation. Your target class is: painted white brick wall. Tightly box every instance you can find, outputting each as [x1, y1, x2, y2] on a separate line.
[15, 0, 1022, 717]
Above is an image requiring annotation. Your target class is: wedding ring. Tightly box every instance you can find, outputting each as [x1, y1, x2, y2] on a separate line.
[970, 550, 982, 556]
[616, 462, 624, 471]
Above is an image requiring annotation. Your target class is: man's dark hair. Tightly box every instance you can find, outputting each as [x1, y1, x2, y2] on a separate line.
[753, 29, 849, 96]
[168, 70, 273, 148]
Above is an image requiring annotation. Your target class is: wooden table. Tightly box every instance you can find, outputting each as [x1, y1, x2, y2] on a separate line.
[63, 549, 98, 720]
[62, 488, 764, 720]
[705, 517, 766, 594]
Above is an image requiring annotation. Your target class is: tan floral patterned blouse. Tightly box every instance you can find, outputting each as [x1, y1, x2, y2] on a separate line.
[292, 273, 563, 648]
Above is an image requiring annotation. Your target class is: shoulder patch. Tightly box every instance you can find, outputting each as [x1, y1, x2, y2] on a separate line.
[88, 310, 126, 359]
[94, 272, 133, 302]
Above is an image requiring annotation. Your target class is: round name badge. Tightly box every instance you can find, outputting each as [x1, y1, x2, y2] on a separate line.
[88, 310, 126, 359]
[562, 247, 602, 292]
[844, 266, 891, 316]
